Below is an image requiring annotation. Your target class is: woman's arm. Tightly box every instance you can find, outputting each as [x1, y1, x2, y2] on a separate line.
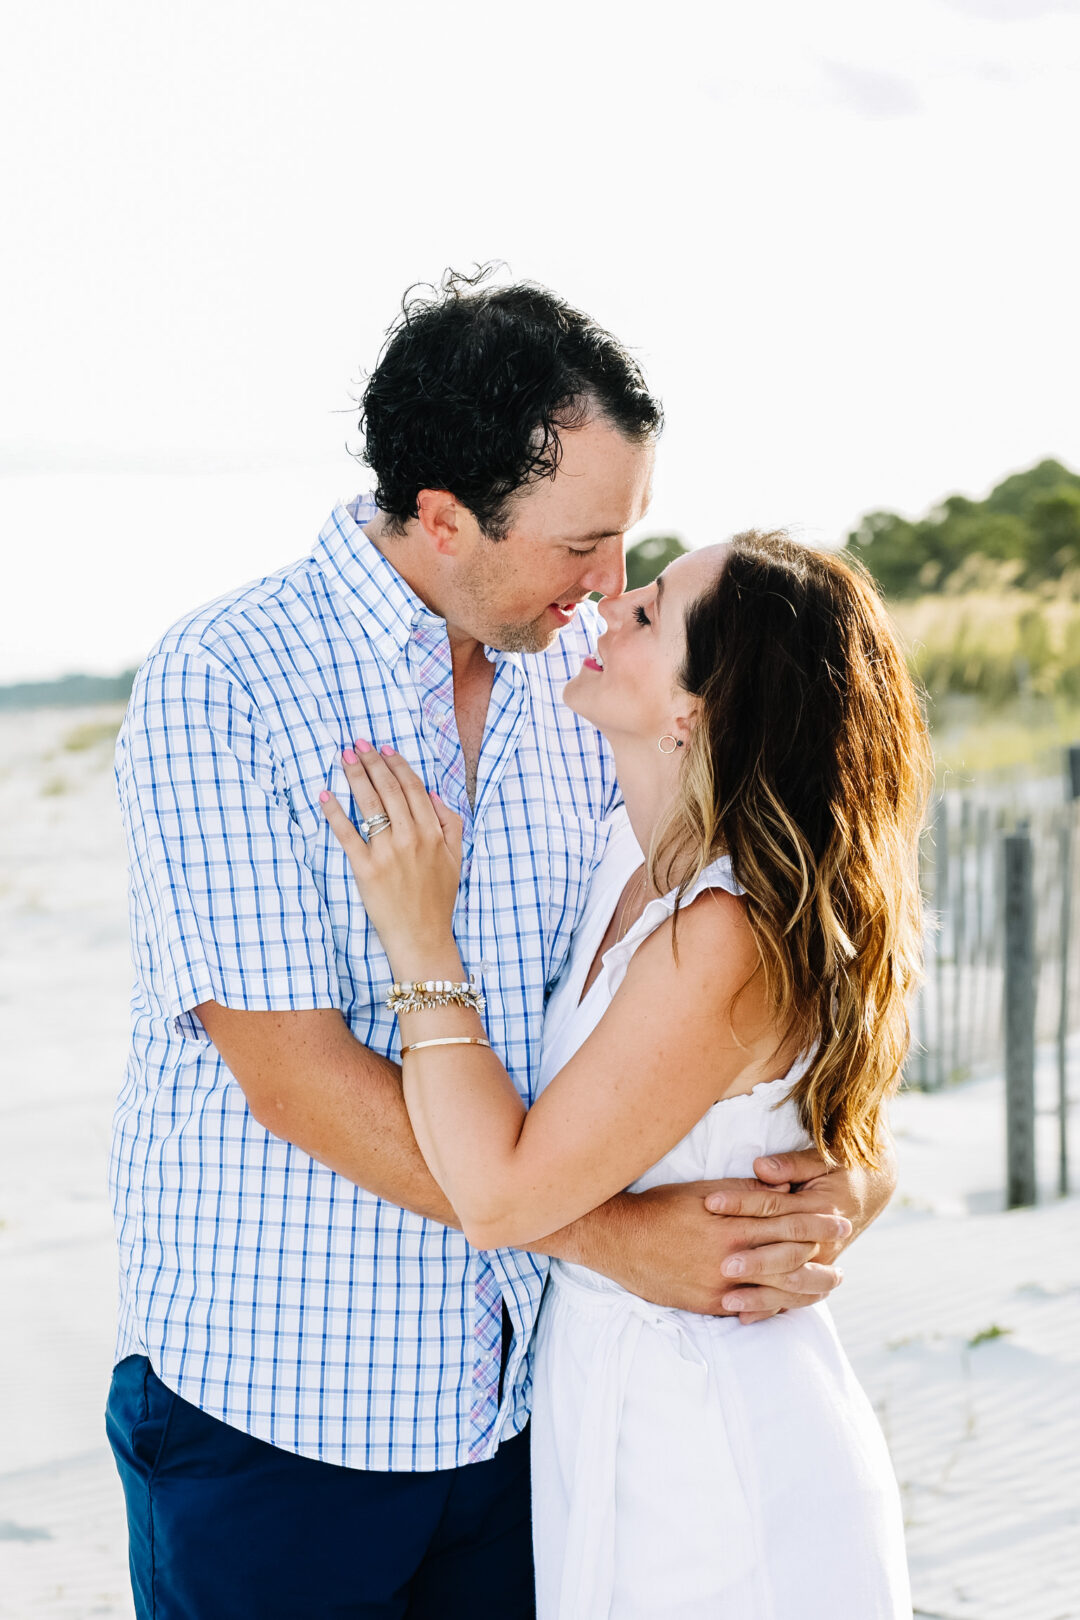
[393, 894, 779, 1248]
[321, 745, 785, 1250]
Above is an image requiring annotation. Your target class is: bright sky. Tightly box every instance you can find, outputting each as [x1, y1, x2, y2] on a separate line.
[2, 0, 1079, 681]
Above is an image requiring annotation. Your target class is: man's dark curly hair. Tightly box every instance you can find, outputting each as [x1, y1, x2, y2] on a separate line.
[358, 268, 663, 539]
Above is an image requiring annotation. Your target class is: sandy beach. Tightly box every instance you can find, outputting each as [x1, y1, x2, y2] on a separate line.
[1, 704, 1077, 1620]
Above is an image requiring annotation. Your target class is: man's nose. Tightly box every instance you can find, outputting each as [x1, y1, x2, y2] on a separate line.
[579, 540, 627, 601]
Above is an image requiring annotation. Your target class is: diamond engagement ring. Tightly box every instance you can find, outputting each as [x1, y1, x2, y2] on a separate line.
[360, 812, 392, 841]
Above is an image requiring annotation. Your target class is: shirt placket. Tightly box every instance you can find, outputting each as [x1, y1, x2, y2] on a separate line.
[407, 622, 470, 821]
[464, 653, 532, 1457]
[404, 621, 501, 1457]
[406, 625, 534, 1458]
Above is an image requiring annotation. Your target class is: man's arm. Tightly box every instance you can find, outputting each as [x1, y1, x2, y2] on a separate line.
[196, 1002, 459, 1225]
[196, 1003, 854, 1317]
[700, 1144, 898, 1322]
[533, 1179, 851, 1318]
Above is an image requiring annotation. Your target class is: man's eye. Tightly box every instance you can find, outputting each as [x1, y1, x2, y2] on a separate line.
[633, 605, 651, 626]
[569, 544, 600, 556]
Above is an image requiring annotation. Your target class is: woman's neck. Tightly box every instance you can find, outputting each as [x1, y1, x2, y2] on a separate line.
[608, 739, 687, 899]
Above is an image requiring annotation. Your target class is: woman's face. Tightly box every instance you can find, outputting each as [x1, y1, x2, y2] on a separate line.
[564, 543, 728, 746]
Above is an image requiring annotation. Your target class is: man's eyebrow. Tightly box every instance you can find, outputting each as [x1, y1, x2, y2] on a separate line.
[564, 529, 619, 545]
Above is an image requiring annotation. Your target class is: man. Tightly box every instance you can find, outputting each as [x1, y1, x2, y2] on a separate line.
[108, 273, 893, 1618]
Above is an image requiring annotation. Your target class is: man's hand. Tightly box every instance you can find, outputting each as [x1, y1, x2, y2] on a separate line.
[540, 1178, 852, 1321]
[703, 1144, 898, 1322]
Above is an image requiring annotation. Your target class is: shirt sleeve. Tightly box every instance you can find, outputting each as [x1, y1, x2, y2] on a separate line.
[116, 649, 338, 1038]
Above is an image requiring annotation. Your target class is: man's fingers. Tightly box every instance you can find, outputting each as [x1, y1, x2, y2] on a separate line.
[787, 1262, 842, 1296]
[722, 1281, 837, 1315]
[704, 1177, 769, 1199]
[721, 1265, 842, 1313]
[705, 1186, 814, 1221]
[725, 1212, 851, 1248]
[753, 1149, 830, 1187]
[720, 1241, 817, 1281]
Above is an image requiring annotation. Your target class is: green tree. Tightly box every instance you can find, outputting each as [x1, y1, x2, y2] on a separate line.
[845, 511, 928, 597]
[624, 534, 687, 592]
[984, 458, 1078, 519]
[844, 458, 1080, 598]
[1027, 488, 1080, 580]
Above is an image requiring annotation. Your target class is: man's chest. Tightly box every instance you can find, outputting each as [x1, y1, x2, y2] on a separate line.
[450, 667, 494, 807]
[269, 665, 612, 1045]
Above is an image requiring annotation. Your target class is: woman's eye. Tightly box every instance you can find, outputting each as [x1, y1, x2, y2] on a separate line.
[633, 605, 651, 627]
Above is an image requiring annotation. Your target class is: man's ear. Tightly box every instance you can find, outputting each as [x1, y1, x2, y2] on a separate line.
[416, 490, 465, 556]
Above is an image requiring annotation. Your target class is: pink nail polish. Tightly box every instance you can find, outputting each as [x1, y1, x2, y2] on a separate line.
[319, 790, 331, 803]
[355, 739, 372, 753]
[342, 748, 357, 764]
[380, 744, 395, 756]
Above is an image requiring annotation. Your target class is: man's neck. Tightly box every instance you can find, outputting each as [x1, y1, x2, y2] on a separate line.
[363, 511, 487, 680]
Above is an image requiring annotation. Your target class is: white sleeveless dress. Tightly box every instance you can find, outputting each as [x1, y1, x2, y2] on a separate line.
[529, 808, 911, 1619]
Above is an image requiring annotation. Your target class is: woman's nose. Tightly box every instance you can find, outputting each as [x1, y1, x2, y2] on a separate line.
[594, 595, 618, 635]
[595, 590, 631, 628]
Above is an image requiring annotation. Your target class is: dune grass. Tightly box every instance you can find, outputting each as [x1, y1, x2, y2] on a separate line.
[888, 587, 1080, 783]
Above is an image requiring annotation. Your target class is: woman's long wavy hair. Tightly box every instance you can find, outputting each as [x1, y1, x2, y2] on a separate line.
[650, 530, 934, 1168]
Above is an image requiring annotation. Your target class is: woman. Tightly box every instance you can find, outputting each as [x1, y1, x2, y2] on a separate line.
[321, 528, 931, 1618]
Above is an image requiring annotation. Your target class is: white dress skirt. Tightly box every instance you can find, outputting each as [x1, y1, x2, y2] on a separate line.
[529, 808, 911, 1619]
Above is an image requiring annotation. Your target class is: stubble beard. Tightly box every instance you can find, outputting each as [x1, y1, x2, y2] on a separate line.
[455, 556, 563, 655]
[488, 614, 562, 655]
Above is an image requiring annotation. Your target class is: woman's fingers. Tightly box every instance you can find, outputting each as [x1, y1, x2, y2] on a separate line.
[319, 790, 368, 868]
[337, 748, 387, 824]
[428, 789, 464, 853]
[364, 744, 444, 831]
[337, 741, 462, 854]
[342, 745, 413, 833]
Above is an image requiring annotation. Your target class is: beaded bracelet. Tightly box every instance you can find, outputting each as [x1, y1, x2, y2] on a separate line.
[386, 978, 486, 1015]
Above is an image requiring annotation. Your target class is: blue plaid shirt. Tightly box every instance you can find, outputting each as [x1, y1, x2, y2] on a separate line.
[111, 495, 617, 1471]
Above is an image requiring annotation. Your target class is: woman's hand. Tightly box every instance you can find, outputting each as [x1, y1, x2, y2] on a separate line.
[320, 742, 464, 973]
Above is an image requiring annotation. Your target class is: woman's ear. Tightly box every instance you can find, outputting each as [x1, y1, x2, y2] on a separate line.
[671, 692, 702, 746]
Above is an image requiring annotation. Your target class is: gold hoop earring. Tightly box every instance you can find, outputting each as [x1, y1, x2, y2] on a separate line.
[657, 734, 684, 754]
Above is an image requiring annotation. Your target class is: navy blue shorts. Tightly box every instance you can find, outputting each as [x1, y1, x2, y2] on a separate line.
[106, 1355, 535, 1619]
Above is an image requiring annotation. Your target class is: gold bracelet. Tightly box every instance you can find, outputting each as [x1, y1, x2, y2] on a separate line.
[399, 1036, 492, 1058]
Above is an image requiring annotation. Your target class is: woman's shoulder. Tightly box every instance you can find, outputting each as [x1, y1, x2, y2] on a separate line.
[626, 869, 759, 997]
[607, 872, 777, 1074]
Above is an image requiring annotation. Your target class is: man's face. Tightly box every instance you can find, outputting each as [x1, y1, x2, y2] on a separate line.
[447, 415, 655, 654]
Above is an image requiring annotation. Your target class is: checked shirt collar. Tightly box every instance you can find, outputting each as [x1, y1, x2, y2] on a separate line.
[314, 494, 523, 680]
